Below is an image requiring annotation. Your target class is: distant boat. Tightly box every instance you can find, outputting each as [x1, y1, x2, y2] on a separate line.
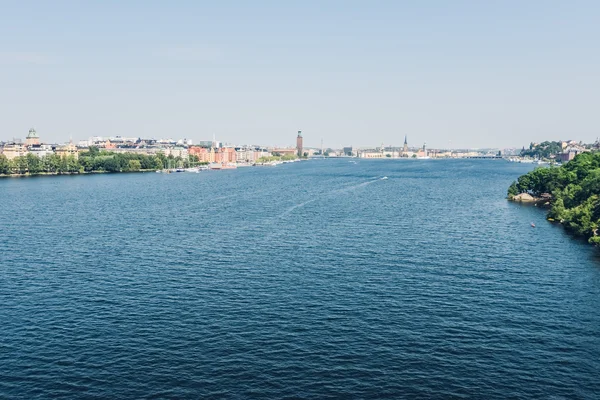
[531, 222, 536, 228]
[381, 176, 388, 180]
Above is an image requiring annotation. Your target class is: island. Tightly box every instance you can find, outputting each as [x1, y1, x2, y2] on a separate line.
[508, 151, 600, 245]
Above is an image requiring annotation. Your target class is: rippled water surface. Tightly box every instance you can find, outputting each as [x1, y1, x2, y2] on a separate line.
[1, 160, 599, 399]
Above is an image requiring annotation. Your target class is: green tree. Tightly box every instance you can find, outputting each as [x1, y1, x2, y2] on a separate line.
[103, 157, 120, 172]
[507, 181, 519, 197]
[66, 155, 80, 173]
[15, 156, 28, 174]
[0, 154, 10, 174]
[127, 159, 141, 171]
[510, 151, 600, 243]
[26, 153, 42, 174]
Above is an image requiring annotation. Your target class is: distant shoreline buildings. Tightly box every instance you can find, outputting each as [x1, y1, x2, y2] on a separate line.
[0, 128, 306, 165]
[2, 128, 597, 163]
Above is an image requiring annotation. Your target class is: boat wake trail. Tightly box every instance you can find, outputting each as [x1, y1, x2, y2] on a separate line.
[261, 177, 388, 240]
[278, 199, 318, 218]
[275, 177, 385, 219]
[331, 176, 386, 194]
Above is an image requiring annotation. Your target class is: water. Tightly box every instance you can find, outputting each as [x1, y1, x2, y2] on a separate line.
[1, 160, 599, 399]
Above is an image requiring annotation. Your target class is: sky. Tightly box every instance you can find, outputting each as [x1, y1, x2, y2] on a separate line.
[0, 0, 599, 149]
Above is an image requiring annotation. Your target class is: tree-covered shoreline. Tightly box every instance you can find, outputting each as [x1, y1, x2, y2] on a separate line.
[0, 147, 200, 177]
[508, 151, 600, 245]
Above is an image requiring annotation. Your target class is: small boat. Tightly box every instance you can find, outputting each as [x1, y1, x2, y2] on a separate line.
[531, 222, 536, 228]
[381, 176, 388, 180]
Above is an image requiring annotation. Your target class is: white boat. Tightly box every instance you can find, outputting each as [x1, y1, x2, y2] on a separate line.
[381, 176, 388, 180]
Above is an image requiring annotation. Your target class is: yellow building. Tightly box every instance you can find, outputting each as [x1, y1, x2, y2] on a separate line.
[1, 142, 28, 160]
[55, 141, 79, 159]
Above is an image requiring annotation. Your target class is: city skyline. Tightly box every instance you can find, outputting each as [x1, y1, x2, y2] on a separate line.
[1, 1, 599, 148]
[0, 126, 594, 151]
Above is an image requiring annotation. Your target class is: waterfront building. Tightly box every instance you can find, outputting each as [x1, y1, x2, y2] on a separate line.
[189, 146, 210, 162]
[25, 128, 40, 146]
[28, 144, 54, 158]
[105, 147, 162, 155]
[214, 147, 237, 164]
[55, 140, 79, 159]
[402, 136, 409, 157]
[270, 148, 297, 157]
[1, 142, 28, 160]
[164, 147, 188, 159]
[358, 150, 384, 158]
[415, 143, 428, 158]
[296, 131, 303, 157]
[343, 146, 354, 157]
[189, 145, 238, 164]
[236, 147, 258, 163]
[557, 148, 582, 162]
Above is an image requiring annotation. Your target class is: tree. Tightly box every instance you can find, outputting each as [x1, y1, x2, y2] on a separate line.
[26, 153, 42, 174]
[0, 155, 10, 174]
[127, 160, 141, 171]
[510, 151, 600, 242]
[152, 156, 164, 170]
[507, 181, 519, 197]
[66, 155, 80, 173]
[15, 156, 28, 174]
[103, 157, 120, 172]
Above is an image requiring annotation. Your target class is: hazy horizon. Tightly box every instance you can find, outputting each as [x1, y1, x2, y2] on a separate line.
[1, 1, 599, 148]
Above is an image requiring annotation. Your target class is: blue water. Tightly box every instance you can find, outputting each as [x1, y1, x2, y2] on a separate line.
[1, 160, 599, 399]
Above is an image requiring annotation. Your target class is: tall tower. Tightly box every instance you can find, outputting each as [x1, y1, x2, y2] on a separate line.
[25, 128, 40, 146]
[296, 130, 303, 157]
[403, 135, 408, 154]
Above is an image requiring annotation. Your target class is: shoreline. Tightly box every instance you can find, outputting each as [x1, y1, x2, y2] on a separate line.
[0, 170, 157, 179]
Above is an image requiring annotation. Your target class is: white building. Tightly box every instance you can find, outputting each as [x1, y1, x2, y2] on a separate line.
[28, 144, 54, 158]
[164, 147, 188, 158]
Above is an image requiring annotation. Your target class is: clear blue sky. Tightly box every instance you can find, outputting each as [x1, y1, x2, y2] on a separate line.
[1, 0, 599, 148]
